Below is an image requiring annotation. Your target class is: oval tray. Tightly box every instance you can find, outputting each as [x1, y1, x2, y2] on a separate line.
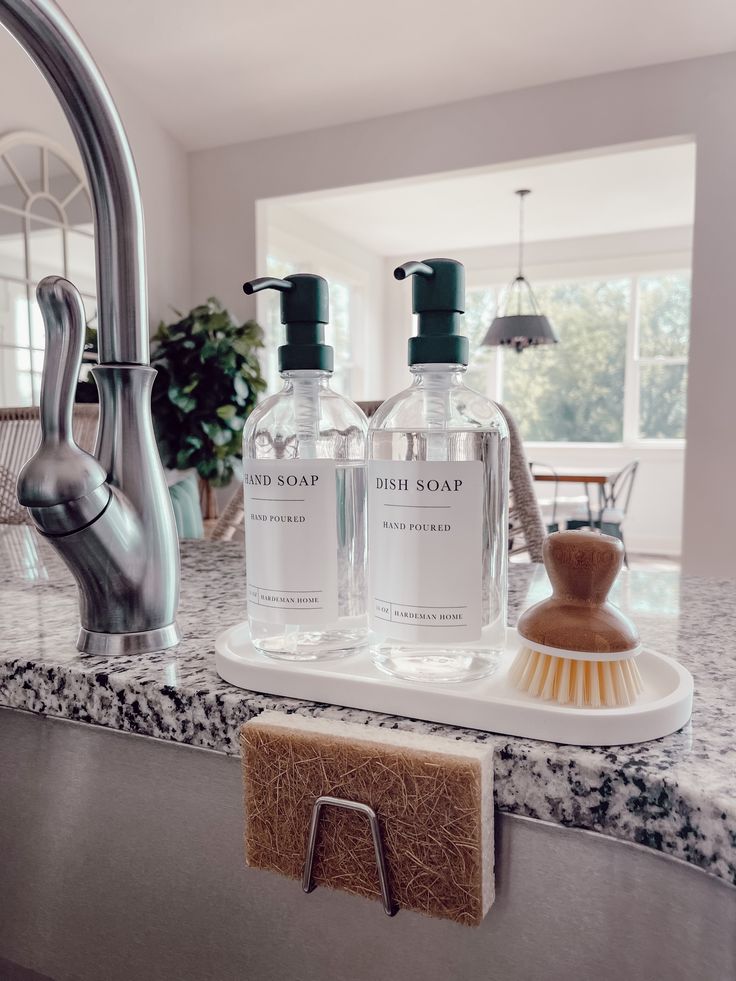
[214, 625, 693, 746]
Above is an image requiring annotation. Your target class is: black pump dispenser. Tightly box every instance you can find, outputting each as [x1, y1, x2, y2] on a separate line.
[243, 273, 334, 372]
[394, 258, 469, 366]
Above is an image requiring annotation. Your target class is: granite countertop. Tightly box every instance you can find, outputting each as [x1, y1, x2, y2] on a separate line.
[0, 526, 734, 887]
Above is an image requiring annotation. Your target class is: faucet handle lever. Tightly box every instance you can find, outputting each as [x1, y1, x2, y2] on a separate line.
[18, 277, 108, 523]
[37, 276, 86, 443]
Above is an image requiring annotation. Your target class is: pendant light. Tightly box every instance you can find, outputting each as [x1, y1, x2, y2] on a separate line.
[482, 189, 558, 353]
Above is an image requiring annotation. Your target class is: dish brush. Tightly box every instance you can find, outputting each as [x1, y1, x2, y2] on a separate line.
[509, 530, 643, 708]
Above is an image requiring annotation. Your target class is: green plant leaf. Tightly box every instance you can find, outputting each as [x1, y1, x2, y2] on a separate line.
[233, 374, 250, 403]
[176, 448, 194, 469]
[200, 341, 217, 362]
[168, 385, 197, 413]
[201, 421, 231, 446]
[151, 297, 265, 488]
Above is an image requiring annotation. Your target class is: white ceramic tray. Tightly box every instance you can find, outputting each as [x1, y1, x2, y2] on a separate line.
[214, 626, 693, 747]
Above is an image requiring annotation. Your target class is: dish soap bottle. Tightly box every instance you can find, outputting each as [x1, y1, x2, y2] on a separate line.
[241, 273, 368, 660]
[368, 258, 509, 683]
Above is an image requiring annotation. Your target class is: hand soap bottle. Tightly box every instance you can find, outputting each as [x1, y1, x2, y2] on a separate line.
[241, 274, 368, 660]
[368, 259, 509, 683]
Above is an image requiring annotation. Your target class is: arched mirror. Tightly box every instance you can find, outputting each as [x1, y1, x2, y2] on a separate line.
[0, 130, 95, 406]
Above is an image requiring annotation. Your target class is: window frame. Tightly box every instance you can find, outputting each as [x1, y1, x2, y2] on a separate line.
[626, 268, 690, 445]
[0, 130, 94, 407]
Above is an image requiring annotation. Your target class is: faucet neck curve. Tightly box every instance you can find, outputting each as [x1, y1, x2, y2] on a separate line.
[0, 0, 148, 364]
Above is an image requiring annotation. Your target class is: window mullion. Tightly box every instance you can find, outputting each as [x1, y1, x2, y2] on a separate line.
[623, 275, 640, 443]
[638, 356, 687, 367]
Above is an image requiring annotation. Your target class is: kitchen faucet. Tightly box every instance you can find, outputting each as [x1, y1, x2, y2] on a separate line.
[9, 0, 180, 654]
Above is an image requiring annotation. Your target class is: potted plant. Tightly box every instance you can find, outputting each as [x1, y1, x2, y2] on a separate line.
[150, 298, 267, 518]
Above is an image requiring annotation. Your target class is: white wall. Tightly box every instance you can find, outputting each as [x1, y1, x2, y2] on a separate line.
[189, 53, 736, 575]
[0, 29, 191, 327]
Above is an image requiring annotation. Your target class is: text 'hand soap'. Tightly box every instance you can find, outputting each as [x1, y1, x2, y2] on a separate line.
[367, 259, 509, 683]
[242, 274, 368, 661]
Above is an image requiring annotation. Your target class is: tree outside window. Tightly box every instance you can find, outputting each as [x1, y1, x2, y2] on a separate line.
[464, 270, 690, 443]
[636, 272, 690, 440]
[463, 287, 498, 397]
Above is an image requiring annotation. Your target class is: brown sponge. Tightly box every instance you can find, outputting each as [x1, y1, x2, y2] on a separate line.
[241, 712, 494, 925]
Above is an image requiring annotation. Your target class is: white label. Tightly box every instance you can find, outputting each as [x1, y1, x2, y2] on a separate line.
[244, 459, 338, 625]
[368, 460, 483, 643]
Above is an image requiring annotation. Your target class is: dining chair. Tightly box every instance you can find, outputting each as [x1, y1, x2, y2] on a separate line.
[599, 459, 639, 547]
[566, 459, 639, 564]
[528, 460, 593, 532]
[0, 404, 99, 525]
[212, 400, 547, 563]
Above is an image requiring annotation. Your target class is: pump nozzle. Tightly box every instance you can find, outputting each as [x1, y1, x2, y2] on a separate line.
[394, 257, 469, 366]
[243, 277, 293, 295]
[394, 261, 433, 281]
[242, 272, 333, 373]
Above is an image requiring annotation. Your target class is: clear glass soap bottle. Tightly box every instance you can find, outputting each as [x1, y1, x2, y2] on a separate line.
[368, 259, 509, 683]
[242, 273, 368, 660]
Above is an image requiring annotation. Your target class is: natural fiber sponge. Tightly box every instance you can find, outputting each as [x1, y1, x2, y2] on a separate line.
[241, 712, 494, 925]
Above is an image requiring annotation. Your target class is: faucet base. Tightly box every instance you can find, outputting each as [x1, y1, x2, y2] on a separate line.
[77, 623, 180, 657]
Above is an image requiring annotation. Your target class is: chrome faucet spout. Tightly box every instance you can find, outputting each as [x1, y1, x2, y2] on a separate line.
[0, 0, 146, 364]
[10, 0, 180, 655]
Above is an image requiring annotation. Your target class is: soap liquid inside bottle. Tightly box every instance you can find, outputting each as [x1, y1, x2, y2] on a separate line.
[369, 429, 507, 682]
[246, 371, 368, 661]
[367, 365, 508, 683]
[248, 461, 367, 659]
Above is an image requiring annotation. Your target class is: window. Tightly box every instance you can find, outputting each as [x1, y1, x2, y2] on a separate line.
[635, 273, 690, 439]
[327, 279, 353, 395]
[463, 287, 498, 397]
[464, 270, 690, 443]
[0, 133, 95, 407]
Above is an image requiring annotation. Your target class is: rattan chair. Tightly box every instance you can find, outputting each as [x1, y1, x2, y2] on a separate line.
[0, 404, 99, 525]
[211, 401, 546, 561]
[210, 486, 245, 542]
[496, 403, 545, 562]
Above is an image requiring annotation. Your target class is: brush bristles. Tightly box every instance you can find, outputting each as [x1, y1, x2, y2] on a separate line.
[508, 646, 644, 708]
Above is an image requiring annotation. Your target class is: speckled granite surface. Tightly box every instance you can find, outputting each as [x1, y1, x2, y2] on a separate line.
[0, 526, 734, 886]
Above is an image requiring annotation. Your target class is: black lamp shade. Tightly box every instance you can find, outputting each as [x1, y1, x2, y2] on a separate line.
[482, 313, 558, 352]
[484, 191, 559, 353]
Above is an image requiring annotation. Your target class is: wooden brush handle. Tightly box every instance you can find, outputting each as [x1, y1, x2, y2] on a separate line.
[518, 531, 639, 654]
[518, 530, 638, 654]
[544, 530, 624, 605]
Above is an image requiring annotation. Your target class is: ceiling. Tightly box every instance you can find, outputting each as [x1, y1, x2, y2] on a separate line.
[269, 143, 697, 255]
[57, 0, 736, 151]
